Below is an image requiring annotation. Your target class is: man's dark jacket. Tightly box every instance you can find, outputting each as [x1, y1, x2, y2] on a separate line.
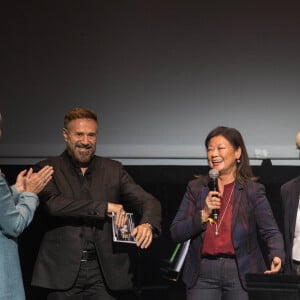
[31, 151, 161, 290]
[281, 175, 300, 273]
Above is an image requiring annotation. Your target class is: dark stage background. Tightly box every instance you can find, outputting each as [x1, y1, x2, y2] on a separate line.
[1, 1, 300, 163]
[2, 162, 299, 300]
[2, 1, 300, 299]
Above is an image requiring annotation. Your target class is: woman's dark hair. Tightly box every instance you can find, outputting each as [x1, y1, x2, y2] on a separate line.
[205, 126, 257, 184]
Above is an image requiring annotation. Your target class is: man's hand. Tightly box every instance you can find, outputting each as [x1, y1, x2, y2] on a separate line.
[132, 223, 153, 249]
[107, 202, 128, 227]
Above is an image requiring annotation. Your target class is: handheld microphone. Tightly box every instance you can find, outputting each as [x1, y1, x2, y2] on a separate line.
[208, 168, 219, 221]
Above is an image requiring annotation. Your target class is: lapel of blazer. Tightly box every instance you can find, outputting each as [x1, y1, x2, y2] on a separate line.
[289, 177, 300, 238]
[231, 181, 243, 229]
[89, 157, 107, 201]
[231, 181, 252, 239]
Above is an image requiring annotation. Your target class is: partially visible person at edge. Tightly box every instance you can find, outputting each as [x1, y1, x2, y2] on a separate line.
[170, 126, 285, 300]
[31, 107, 162, 300]
[280, 131, 300, 274]
[0, 112, 53, 300]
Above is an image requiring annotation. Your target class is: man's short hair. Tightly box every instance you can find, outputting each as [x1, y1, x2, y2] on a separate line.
[63, 107, 98, 129]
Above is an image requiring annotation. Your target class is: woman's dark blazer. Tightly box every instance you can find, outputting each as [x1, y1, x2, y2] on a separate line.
[170, 176, 285, 289]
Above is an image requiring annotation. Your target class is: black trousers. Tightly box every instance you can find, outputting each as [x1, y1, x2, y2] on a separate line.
[46, 259, 116, 300]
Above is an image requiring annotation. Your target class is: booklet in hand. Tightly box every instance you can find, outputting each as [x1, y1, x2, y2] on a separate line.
[112, 212, 136, 244]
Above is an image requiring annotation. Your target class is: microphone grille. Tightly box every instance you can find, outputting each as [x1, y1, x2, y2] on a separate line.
[209, 168, 219, 179]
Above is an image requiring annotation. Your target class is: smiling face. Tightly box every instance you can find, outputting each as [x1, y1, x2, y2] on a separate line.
[207, 135, 241, 179]
[63, 118, 98, 166]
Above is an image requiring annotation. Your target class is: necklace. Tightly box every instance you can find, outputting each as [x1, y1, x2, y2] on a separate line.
[215, 183, 235, 236]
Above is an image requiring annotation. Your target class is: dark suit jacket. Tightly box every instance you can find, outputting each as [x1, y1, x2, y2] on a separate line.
[31, 151, 161, 291]
[170, 176, 285, 290]
[281, 175, 300, 273]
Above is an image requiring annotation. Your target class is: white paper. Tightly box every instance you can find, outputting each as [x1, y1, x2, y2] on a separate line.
[174, 239, 190, 272]
[112, 212, 136, 244]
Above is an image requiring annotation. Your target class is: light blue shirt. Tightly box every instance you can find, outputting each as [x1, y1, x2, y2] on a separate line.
[0, 173, 39, 300]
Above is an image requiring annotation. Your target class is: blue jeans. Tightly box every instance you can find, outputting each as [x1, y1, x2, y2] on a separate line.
[47, 260, 115, 300]
[187, 257, 248, 300]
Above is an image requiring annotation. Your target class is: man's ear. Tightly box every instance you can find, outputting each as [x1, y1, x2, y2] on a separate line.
[62, 128, 68, 142]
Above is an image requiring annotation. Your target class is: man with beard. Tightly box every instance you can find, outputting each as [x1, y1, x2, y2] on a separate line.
[31, 107, 161, 300]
